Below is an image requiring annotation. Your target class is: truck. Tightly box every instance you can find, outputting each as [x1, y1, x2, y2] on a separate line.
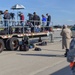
[0, 20, 48, 53]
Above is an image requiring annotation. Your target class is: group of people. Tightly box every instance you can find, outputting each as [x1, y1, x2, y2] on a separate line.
[27, 12, 51, 31]
[42, 13, 51, 26]
[60, 25, 75, 75]
[0, 10, 52, 32]
[0, 10, 25, 26]
[41, 13, 51, 30]
[0, 10, 52, 34]
[28, 12, 51, 26]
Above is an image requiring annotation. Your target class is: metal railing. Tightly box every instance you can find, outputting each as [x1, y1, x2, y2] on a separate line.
[0, 19, 62, 42]
[0, 20, 53, 34]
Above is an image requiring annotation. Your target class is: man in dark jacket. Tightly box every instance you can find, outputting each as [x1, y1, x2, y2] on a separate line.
[46, 13, 51, 30]
[32, 12, 40, 26]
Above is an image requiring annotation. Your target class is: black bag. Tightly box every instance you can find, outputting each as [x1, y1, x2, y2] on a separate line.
[15, 28, 21, 33]
[22, 37, 29, 46]
[19, 44, 29, 51]
[34, 47, 41, 51]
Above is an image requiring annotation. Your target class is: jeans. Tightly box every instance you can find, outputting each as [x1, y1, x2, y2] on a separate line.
[20, 21, 24, 26]
[4, 21, 8, 27]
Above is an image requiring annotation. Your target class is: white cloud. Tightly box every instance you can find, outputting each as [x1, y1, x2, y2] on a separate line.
[67, 20, 74, 22]
[60, 10, 73, 14]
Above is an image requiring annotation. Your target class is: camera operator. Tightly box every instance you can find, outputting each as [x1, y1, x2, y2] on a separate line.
[3, 10, 11, 27]
[18, 12, 24, 26]
[10, 12, 15, 26]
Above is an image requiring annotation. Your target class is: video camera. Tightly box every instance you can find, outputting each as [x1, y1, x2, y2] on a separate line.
[18, 12, 22, 17]
[10, 13, 15, 19]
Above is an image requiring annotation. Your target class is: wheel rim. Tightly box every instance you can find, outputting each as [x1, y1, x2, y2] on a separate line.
[12, 40, 18, 49]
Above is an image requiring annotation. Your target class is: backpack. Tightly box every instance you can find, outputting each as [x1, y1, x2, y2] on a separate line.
[19, 36, 29, 51]
[19, 44, 29, 51]
[34, 47, 41, 51]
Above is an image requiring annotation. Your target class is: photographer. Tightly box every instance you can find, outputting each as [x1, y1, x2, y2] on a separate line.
[10, 13, 15, 26]
[19, 12, 24, 26]
[3, 10, 11, 27]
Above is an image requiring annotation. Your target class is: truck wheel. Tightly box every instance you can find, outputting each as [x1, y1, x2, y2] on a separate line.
[6, 37, 19, 50]
[0, 39, 4, 53]
[5, 39, 10, 50]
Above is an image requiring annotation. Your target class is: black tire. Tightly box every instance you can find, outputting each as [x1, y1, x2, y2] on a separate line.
[6, 37, 19, 50]
[0, 39, 4, 53]
[5, 39, 11, 50]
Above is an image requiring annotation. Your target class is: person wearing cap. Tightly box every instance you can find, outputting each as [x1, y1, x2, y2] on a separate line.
[46, 13, 51, 31]
[60, 25, 72, 57]
[41, 14, 46, 31]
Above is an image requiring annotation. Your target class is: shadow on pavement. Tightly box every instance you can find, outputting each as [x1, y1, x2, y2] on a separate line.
[43, 49, 64, 52]
[51, 66, 71, 75]
[17, 53, 64, 57]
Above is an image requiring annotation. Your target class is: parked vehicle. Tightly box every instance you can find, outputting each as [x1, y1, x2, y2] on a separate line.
[0, 20, 48, 53]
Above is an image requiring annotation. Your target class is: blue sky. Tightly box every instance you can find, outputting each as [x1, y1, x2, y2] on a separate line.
[0, 0, 75, 25]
